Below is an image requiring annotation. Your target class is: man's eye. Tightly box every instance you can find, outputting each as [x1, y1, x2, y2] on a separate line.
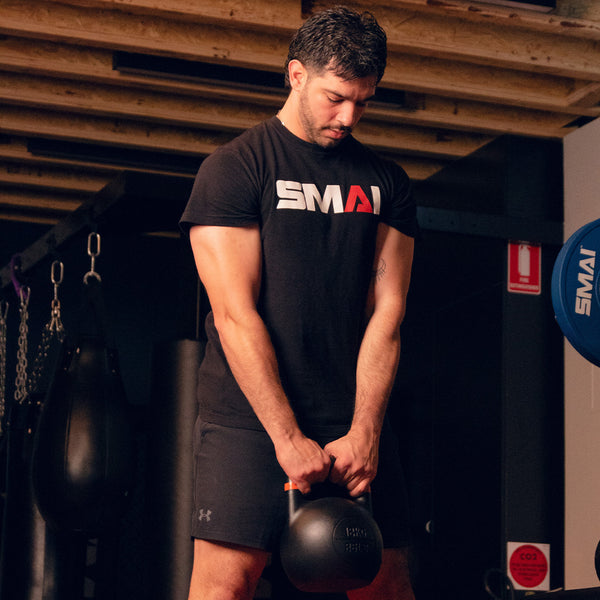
[328, 96, 343, 103]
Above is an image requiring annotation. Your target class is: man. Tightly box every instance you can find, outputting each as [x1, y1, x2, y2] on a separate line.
[180, 6, 418, 599]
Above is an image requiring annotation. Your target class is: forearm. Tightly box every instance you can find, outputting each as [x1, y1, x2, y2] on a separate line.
[324, 311, 401, 495]
[216, 308, 300, 443]
[351, 226, 412, 439]
[215, 308, 332, 491]
[351, 306, 402, 440]
[324, 225, 413, 495]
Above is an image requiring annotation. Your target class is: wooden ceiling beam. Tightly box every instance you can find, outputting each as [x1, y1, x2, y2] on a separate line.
[361, 7, 600, 81]
[0, 1, 291, 70]
[0, 160, 110, 194]
[0, 96, 493, 160]
[0, 188, 83, 215]
[353, 123, 493, 160]
[385, 53, 600, 117]
[0, 105, 230, 156]
[1, 0, 597, 226]
[0, 211, 61, 226]
[55, 0, 305, 31]
[0, 72, 275, 132]
[54, 0, 600, 40]
[364, 0, 600, 40]
[565, 82, 600, 109]
[0, 106, 461, 181]
[0, 70, 578, 139]
[0, 136, 199, 180]
[2, 0, 600, 82]
[0, 36, 288, 105]
[372, 95, 578, 138]
[2, 28, 598, 125]
[0, 36, 116, 82]
[2, 35, 596, 120]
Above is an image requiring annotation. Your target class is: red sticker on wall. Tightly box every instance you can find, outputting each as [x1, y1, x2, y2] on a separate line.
[508, 242, 542, 295]
[508, 544, 548, 588]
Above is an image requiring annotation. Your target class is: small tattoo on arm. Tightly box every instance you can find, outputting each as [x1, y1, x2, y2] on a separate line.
[373, 259, 386, 281]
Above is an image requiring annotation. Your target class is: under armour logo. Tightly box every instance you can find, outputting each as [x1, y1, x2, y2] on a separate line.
[198, 509, 212, 522]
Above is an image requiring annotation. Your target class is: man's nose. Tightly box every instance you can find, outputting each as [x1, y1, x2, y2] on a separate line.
[337, 102, 362, 128]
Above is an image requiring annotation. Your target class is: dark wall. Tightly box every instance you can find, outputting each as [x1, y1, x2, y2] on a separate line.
[391, 136, 565, 599]
[0, 214, 199, 599]
[394, 230, 563, 599]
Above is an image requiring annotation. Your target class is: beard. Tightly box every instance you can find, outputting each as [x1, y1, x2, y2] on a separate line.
[297, 86, 352, 149]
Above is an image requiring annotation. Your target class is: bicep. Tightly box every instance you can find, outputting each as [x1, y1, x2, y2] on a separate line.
[189, 224, 262, 321]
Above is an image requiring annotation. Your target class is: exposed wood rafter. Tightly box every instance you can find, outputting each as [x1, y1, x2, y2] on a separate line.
[0, 0, 598, 224]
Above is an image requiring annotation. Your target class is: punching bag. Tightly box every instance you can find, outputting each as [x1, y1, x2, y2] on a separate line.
[0, 400, 55, 599]
[31, 275, 135, 534]
[0, 399, 88, 599]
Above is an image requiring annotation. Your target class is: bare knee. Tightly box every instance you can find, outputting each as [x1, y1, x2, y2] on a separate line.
[188, 539, 269, 600]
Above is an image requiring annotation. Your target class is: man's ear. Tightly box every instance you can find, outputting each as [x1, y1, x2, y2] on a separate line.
[288, 59, 308, 91]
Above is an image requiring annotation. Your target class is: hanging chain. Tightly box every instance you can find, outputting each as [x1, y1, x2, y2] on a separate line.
[27, 260, 67, 396]
[84, 232, 101, 283]
[14, 286, 31, 405]
[0, 300, 9, 433]
[49, 259, 65, 335]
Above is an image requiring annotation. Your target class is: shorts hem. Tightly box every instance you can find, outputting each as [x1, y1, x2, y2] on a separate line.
[190, 529, 272, 552]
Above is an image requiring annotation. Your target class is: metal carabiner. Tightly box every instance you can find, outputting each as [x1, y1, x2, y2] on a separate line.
[51, 260, 64, 300]
[88, 231, 101, 259]
[51, 260, 64, 288]
[84, 232, 102, 283]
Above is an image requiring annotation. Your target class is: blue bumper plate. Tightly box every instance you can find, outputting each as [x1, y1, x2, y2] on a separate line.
[551, 218, 600, 367]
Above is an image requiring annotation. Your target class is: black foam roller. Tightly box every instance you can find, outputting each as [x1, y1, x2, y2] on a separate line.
[145, 339, 203, 600]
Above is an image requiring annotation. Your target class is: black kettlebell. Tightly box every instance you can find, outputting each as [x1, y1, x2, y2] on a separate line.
[279, 480, 383, 593]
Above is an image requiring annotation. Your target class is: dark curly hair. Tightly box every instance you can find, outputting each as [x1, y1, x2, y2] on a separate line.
[285, 6, 387, 86]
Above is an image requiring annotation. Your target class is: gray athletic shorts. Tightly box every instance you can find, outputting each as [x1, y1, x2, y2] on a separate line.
[190, 417, 411, 551]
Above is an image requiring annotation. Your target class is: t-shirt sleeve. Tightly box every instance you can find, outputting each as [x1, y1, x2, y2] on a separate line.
[179, 146, 260, 233]
[382, 161, 419, 239]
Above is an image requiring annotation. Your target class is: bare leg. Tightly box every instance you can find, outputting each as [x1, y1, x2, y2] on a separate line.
[187, 539, 270, 600]
[347, 547, 415, 600]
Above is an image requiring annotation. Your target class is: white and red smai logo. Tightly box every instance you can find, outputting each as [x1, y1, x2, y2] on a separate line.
[276, 180, 381, 215]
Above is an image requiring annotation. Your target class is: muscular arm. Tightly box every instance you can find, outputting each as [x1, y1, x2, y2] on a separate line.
[325, 223, 414, 496]
[189, 224, 330, 493]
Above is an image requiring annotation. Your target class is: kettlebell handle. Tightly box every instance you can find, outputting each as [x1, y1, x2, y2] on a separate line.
[284, 479, 373, 521]
[284, 480, 302, 521]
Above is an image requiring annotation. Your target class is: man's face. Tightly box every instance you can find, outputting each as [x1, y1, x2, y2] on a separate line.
[296, 67, 377, 149]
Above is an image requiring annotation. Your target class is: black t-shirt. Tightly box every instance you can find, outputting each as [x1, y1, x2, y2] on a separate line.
[180, 116, 418, 435]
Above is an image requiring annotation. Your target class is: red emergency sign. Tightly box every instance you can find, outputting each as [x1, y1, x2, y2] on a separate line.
[508, 242, 541, 295]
